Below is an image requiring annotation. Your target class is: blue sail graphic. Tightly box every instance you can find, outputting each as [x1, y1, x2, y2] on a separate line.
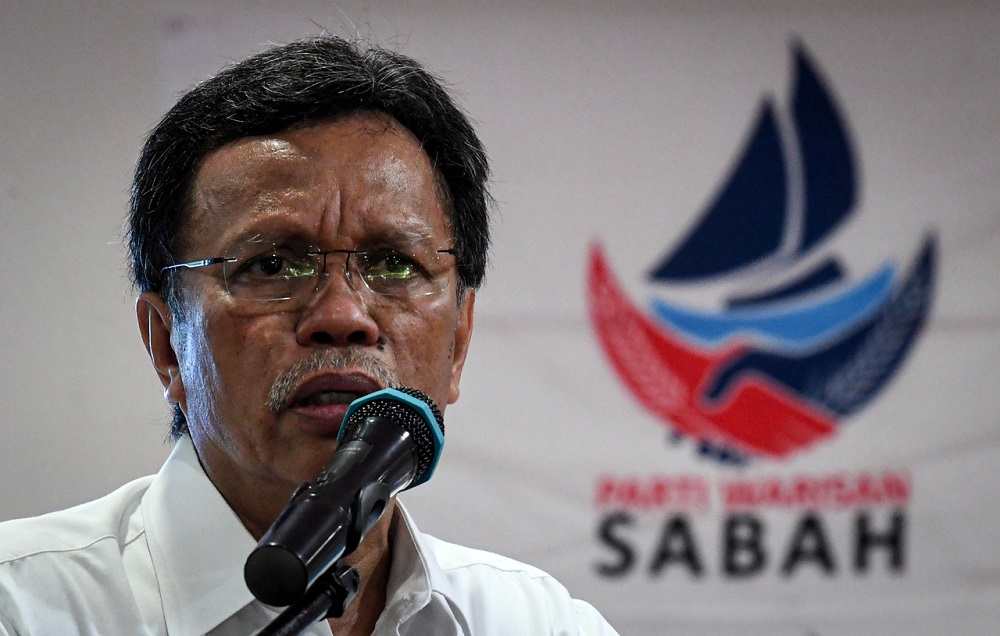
[727, 258, 844, 308]
[647, 43, 856, 290]
[650, 264, 895, 351]
[703, 237, 936, 416]
[646, 102, 787, 281]
[792, 43, 857, 253]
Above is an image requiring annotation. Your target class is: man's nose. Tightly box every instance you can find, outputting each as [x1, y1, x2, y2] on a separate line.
[293, 255, 380, 347]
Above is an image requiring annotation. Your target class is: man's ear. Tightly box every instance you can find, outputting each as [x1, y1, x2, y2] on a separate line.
[136, 292, 185, 407]
[448, 289, 476, 405]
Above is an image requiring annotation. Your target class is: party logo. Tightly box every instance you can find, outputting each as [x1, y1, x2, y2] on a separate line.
[588, 42, 936, 464]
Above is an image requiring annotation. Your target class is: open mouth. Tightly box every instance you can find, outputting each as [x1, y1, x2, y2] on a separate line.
[296, 390, 364, 408]
[280, 377, 381, 437]
[280, 371, 385, 415]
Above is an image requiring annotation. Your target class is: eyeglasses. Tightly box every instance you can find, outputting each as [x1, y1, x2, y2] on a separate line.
[161, 238, 457, 312]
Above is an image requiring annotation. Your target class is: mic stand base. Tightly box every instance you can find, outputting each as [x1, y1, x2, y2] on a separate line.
[254, 561, 360, 636]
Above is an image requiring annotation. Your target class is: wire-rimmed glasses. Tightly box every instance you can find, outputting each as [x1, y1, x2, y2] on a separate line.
[161, 237, 458, 313]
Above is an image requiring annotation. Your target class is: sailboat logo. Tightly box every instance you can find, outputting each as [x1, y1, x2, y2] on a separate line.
[588, 42, 936, 463]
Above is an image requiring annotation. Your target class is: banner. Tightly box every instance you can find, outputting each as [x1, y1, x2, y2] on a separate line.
[1, 4, 996, 635]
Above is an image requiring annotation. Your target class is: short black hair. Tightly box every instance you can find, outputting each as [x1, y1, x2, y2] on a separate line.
[129, 35, 491, 297]
[127, 36, 492, 439]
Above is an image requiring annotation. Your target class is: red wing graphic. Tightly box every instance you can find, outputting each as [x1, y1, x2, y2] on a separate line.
[587, 243, 836, 458]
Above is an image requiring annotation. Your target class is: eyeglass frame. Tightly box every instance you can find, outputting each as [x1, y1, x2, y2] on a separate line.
[159, 245, 460, 310]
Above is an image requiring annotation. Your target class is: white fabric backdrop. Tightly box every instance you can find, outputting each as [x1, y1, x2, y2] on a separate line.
[1, 2, 997, 633]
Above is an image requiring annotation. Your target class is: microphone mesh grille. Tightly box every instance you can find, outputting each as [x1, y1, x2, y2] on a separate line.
[347, 388, 444, 481]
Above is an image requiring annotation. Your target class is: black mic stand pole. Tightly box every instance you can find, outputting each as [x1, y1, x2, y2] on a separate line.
[251, 481, 395, 635]
[253, 560, 360, 636]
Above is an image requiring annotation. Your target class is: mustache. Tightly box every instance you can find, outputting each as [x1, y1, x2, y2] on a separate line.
[266, 349, 400, 414]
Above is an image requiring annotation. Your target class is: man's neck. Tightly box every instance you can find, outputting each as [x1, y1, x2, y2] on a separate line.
[190, 438, 397, 632]
[326, 502, 395, 635]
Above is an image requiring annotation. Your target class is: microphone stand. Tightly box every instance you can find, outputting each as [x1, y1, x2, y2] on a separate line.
[253, 560, 360, 636]
[251, 482, 390, 635]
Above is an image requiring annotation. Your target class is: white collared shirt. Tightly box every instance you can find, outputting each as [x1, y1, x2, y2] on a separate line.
[0, 436, 618, 635]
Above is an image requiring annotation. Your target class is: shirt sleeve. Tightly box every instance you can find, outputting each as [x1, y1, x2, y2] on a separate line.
[572, 598, 621, 636]
[427, 557, 621, 635]
[0, 593, 20, 636]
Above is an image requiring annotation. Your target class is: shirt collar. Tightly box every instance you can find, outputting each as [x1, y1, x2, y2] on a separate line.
[141, 436, 465, 635]
[142, 435, 260, 636]
[379, 502, 467, 634]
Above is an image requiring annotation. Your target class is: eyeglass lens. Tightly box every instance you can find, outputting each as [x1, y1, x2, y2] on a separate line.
[219, 241, 454, 308]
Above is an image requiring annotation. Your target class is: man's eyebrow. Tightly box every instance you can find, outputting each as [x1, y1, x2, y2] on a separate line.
[216, 226, 313, 252]
[378, 223, 437, 244]
[217, 222, 444, 252]
[353, 219, 443, 247]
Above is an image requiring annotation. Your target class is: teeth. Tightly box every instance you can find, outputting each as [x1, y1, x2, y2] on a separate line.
[304, 391, 358, 407]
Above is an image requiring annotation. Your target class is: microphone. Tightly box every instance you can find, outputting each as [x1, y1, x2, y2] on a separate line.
[244, 387, 445, 607]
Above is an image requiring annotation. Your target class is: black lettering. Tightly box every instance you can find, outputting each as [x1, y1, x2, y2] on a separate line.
[649, 515, 704, 577]
[855, 509, 906, 573]
[723, 513, 766, 577]
[781, 512, 836, 576]
[595, 512, 636, 577]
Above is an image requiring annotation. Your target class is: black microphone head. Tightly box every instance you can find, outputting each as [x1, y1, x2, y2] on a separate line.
[338, 387, 445, 488]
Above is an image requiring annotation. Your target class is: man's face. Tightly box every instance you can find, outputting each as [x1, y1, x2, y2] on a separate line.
[138, 114, 474, 529]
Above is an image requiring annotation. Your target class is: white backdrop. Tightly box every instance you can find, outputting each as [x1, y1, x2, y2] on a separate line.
[1, 1, 998, 634]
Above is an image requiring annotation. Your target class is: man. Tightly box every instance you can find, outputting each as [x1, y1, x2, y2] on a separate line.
[0, 36, 619, 635]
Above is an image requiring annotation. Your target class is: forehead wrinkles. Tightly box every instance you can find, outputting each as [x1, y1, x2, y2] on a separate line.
[191, 138, 313, 217]
[351, 137, 452, 238]
[364, 148, 427, 192]
[183, 117, 452, 252]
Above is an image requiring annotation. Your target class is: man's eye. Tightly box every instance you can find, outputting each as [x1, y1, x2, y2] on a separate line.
[364, 251, 423, 281]
[249, 254, 286, 277]
[240, 251, 314, 279]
